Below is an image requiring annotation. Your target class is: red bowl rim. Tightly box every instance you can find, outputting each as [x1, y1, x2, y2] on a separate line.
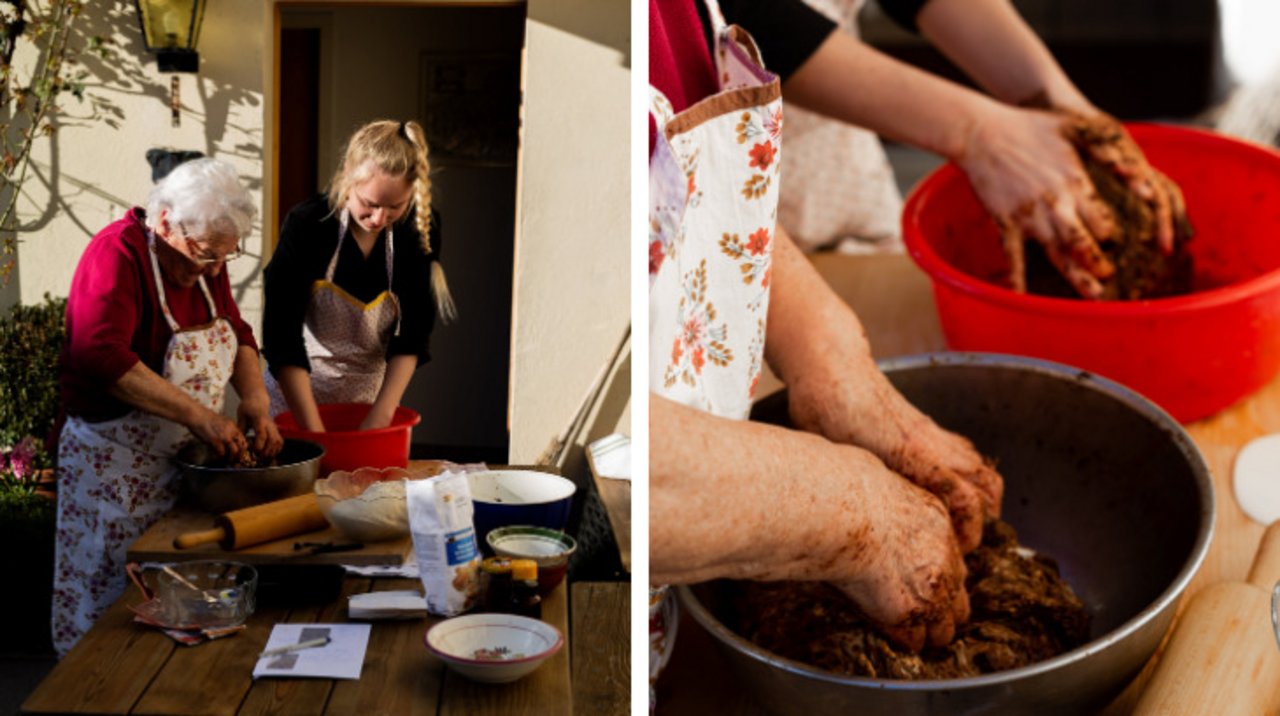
[903, 123, 1280, 318]
[277, 403, 422, 438]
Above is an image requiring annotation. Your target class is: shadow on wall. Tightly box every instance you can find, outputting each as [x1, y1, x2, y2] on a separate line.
[16, 1, 265, 303]
[527, 0, 629, 69]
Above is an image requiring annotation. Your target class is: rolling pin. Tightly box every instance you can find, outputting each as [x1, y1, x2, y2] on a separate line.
[173, 493, 328, 550]
[1132, 521, 1280, 715]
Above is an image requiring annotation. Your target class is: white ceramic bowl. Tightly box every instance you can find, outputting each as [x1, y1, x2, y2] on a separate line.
[424, 613, 563, 683]
[314, 467, 412, 542]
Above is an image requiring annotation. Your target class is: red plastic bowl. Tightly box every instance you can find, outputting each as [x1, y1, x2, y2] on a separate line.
[903, 124, 1280, 422]
[276, 403, 421, 473]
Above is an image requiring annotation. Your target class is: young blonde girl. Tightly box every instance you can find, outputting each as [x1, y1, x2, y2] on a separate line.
[263, 119, 453, 431]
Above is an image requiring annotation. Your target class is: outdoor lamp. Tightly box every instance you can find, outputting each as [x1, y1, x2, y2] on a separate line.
[134, 0, 205, 72]
[133, 0, 206, 126]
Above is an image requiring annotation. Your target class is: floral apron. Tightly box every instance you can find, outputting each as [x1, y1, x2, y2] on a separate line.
[648, 0, 783, 707]
[778, 0, 903, 253]
[53, 233, 238, 656]
[265, 210, 400, 415]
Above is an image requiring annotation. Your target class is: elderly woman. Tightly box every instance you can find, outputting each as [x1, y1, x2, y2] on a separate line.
[52, 158, 282, 656]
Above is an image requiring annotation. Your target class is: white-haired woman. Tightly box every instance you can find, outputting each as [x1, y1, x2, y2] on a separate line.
[263, 119, 451, 431]
[53, 157, 282, 656]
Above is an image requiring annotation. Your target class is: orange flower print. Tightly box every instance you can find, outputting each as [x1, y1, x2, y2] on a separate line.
[650, 239, 666, 276]
[687, 173, 696, 198]
[665, 260, 733, 389]
[748, 141, 775, 171]
[719, 230, 772, 290]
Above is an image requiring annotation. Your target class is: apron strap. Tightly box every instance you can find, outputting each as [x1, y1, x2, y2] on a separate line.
[701, 0, 728, 35]
[146, 231, 220, 331]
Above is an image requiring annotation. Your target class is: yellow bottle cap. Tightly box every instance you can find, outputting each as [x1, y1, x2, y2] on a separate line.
[510, 559, 538, 581]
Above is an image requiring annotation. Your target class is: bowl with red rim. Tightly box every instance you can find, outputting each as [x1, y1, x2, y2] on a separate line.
[424, 613, 563, 683]
[276, 403, 420, 473]
[902, 123, 1280, 422]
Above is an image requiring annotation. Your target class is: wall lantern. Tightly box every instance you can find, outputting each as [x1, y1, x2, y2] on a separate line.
[134, 0, 206, 126]
[134, 0, 206, 72]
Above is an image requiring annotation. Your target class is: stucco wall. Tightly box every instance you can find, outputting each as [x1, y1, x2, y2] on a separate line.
[14, 0, 267, 328]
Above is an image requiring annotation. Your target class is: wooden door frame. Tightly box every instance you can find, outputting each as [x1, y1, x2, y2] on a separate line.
[262, 0, 526, 254]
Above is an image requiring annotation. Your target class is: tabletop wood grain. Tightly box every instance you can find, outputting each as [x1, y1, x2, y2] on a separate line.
[571, 582, 631, 716]
[657, 252, 1280, 715]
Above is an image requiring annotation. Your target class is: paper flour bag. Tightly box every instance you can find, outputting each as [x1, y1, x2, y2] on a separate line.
[407, 470, 481, 615]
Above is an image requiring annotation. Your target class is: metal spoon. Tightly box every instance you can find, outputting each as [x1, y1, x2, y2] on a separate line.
[163, 565, 219, 604]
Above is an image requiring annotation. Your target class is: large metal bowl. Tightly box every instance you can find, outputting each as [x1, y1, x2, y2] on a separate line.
[679, 353, 1214, 715]
[175, 438, 326, 513]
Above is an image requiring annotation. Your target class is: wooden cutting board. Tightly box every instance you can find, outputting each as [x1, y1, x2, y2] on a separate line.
[126, 507, 411, 566]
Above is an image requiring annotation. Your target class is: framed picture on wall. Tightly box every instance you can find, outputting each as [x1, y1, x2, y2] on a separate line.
[418, 52, 521, 166]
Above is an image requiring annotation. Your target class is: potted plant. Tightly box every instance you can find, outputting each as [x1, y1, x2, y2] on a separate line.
[0, 296, 65, 657]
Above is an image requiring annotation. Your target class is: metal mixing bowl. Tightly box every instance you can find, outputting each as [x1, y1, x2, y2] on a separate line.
[679, 353, 1214, 716]
[175, 438, 326, 513]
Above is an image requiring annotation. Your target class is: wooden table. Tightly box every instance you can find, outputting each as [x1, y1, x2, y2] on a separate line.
[657, 252, 1280, 714]
[22, 576, 572, 715]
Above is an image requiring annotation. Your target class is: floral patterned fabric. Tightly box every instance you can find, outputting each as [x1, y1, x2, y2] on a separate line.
[52, 235, 238, 657]
[649, 0, 783, 707]
[264, 209, 399, 416]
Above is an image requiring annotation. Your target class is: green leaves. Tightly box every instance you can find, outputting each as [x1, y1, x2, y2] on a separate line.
[0, 294, 66, 447]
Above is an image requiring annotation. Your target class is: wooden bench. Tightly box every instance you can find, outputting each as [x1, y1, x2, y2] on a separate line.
[571, 582, 630, 716]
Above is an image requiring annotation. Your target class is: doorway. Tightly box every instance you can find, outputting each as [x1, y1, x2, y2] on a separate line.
[273, 3, 526, 463]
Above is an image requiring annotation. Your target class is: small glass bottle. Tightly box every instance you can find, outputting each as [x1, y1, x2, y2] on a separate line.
[509, 559, 542, 619]
[479, 557, 514, 614]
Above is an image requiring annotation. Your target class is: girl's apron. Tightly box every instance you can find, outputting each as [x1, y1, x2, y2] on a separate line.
[265, 211, 400, 415]
[778, 0, 903, 254]
[53, 234, 238, 656]
[648, 0, 783, 707]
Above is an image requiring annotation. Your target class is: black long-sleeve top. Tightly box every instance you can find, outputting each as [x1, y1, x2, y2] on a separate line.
[698, 0, 929, 81]
[262, 194, 442, 376]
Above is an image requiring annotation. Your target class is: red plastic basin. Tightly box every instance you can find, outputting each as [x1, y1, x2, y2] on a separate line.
[276, 403, 421, 474]
[903, 124, 1280, 422]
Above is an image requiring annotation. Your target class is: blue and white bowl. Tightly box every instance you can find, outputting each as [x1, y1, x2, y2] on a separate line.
[467, 470, 576, 550]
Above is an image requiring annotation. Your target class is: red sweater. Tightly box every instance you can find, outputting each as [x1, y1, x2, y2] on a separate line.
[60, 208, 258, 421]
[649, 0, 718, 154]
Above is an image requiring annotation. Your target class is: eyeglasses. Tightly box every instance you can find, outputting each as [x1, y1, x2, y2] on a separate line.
[179, 222, 244, 265]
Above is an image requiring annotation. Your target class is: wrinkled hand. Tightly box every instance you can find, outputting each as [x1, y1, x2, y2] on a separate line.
[956, 105, 1117, 298]
[1060, 111, 1186, 254]
[189, 407, 247, 458]
[788, 362, 1003, 553]
[831, 456, 970, 652]
[237, 396, 284, 458]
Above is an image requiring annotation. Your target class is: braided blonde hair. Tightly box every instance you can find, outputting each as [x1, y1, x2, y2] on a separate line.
[328, 119, 456, 322]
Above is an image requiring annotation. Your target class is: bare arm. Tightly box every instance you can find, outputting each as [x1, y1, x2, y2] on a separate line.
[915, 0, 1092, 112]
[229, 346, 283, 456]
[275, 365, 326, 432]
[764, 225, 1002, 551]
[359, 354, 417, 430]
[110, 361, 245, 457]
[650, 393, 967, 650]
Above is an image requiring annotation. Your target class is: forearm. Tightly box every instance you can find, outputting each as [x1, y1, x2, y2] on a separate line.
[916, 0, 1092, 112]
[650, 394, 880, 585]
[763, 225, 875, 387]
[370, 355, 416, 417]
[109, 361, 208, 428]
[229, 346, 269, 407]
[783, 29, 1008, 161]
[276, 365, 324, 430]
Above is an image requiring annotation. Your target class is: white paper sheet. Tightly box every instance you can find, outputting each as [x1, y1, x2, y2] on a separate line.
[251, 623, 371, 680]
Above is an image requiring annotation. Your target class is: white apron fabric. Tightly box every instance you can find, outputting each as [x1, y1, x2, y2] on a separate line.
[52, 235, 238, 656]
[648, 0, 783, 708]
[265, 210, 400, 415]
[778, 0, 904, 254]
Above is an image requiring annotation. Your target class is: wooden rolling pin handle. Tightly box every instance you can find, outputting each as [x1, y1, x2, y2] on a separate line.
[173, 526, 226, 550]
[1248, 521, 1280, 589]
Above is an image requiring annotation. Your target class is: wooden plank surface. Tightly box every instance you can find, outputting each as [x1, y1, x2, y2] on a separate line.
[439, 583, 573, 716]
[589, 468, 631, 573]
[21, 592, 176, 714]
[657, 252, 1280, 715]
[571, 583, 630, 716]
[126, 508, 411, 566]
